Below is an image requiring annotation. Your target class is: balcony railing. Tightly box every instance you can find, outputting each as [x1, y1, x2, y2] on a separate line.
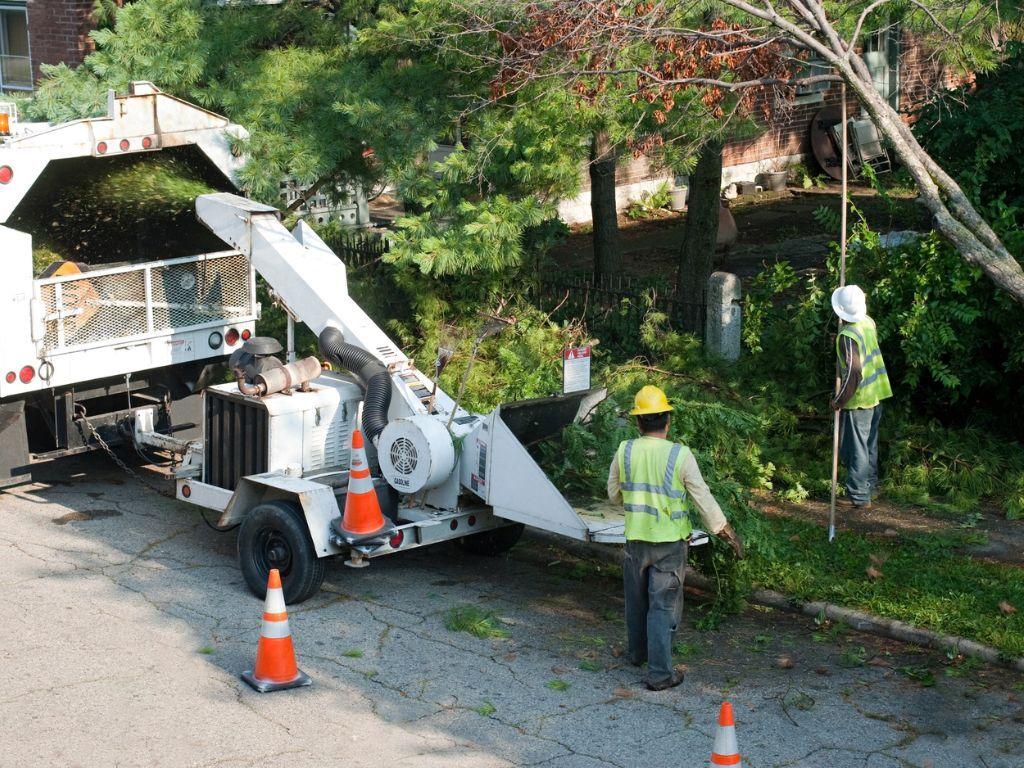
[0, 55, 32, 90]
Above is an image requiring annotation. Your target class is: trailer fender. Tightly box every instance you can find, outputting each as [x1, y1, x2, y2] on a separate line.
[219, 473, 343, 558]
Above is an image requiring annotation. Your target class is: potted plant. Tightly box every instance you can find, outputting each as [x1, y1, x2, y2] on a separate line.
[762, 160, 789, 192]
[669, 174, 688, 211]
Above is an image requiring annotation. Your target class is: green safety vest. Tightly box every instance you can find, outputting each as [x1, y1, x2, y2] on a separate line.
[616, 437, 693, 543]
[837, 317, 893, 409]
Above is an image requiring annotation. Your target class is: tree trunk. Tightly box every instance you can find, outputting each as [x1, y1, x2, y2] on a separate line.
[589, 131, 620, 280]
[677, 139, 723, 334]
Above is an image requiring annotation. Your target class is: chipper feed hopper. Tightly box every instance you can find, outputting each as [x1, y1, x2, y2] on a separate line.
[152, 193, 707, 603]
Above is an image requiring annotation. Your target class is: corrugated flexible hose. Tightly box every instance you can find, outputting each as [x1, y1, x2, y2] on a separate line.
[318, 326, 391, 443]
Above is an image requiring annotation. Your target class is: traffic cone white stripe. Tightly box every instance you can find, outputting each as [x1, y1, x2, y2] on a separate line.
[264, 585, 287, 615]
[712, 725, 738, 756]
[348, 439, 374, 493]
[260, 617, 293, 639]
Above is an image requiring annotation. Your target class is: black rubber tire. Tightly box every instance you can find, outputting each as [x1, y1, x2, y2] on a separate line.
[459, 523, 525, 556]
[237, 501, 325, 604]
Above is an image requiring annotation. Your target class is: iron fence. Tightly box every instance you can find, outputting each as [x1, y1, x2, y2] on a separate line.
[331, 230, 391, 270]
[532, 271, 706, 351]
[325, 231, 708, 351]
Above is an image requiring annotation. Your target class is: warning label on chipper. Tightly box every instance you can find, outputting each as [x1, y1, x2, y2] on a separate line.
[562, 346, 591, 394]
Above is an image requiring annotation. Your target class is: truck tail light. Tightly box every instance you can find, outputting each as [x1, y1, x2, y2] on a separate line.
[4, 372, 15, 384]
[142, 136, 153, 149]
[96, 142, 108, 154]
[225, 328, 240, 346]
[19, 366, 35, 384]
[0, 166, 12, 184]
[119, 139, 130, 152]
[389, 531, 404, 549]
[241, 329, 252, 341]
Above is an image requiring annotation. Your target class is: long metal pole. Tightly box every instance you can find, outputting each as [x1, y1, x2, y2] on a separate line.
[828, 82, 850, 543]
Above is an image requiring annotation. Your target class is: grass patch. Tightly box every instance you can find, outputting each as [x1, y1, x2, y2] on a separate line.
[342, 649, 364, 658]
[672, 641, 700, 660]
[198, 646, 215, 655]
[745, 517, 1024, 657]
[444, 604, 510, 639]
[839, 646, 868, 668]
[546, 678, 571, 692]
[578, 659, 602, 672]
[898, 665, 936, 687]
[475, 700, 496, 716]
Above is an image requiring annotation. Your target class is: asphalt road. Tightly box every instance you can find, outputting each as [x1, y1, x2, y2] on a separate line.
[2, 455, 1022, 768]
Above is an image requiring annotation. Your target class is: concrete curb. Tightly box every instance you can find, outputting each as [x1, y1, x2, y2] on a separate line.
[521, 530, 1024, 674]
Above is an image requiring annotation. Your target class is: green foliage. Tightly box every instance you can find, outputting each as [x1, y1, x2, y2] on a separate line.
[443, 604, 510, 638]
[475, 700, 497, 716]
[545, 678, 571, 692]
[624, 182, 672, 220]
[915, 43, 1024, 214]
[787, 162, 827, 190]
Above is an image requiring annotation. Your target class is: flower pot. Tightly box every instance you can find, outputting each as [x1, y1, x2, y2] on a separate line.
[669, 186, 688, 211]
[738, 180, 758, 196]
[765, 170, 788, 192]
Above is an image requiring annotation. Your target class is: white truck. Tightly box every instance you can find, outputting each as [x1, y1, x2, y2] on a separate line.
[0, 83, 256, 485]
[3, 83, 706, 603]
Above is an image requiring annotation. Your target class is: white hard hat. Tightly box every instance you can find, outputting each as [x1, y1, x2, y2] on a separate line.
[831, 285, 867, 323]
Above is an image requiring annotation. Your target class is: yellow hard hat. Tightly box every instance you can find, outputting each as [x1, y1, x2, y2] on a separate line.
[629, 385, 673, 416]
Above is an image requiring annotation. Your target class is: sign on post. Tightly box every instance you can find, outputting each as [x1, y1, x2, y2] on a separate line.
[562, 346, 591, 393]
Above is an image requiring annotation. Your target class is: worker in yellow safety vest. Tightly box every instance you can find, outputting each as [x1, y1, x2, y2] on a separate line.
[831, 286, 893, 509]
[607, 385, 744, 691]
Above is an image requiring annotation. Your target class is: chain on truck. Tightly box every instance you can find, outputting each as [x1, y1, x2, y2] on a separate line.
[0, 84, 707, 603]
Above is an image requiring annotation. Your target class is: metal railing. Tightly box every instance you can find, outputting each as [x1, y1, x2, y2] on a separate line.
[0, 55, 32, 91]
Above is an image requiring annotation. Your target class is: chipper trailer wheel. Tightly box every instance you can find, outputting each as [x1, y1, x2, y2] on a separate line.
[238, 501, 325, 604]
[459, 523, 525, 556]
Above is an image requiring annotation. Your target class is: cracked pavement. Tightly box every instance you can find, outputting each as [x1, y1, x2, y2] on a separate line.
[2, 455, 1022, 767]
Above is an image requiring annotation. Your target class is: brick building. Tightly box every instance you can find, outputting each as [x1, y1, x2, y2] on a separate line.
[558, 29, 953, 224]
[0, 0, 95, 91]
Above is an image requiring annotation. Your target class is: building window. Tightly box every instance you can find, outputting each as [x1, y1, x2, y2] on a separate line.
[793, 56, 832, 104]
[0, 2, 31, 91]
[863, 26, 900, 110]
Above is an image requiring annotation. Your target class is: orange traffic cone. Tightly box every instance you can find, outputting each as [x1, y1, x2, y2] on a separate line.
[241, 569, 312, 693]
[336, 428, 395, 544]
[710, 701, 742, 767]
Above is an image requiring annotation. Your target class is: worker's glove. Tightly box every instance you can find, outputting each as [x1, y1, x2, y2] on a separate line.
[717, 524, 745, 560]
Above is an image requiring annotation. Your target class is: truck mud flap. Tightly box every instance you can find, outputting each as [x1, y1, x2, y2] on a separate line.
[0, 401, 31, 489]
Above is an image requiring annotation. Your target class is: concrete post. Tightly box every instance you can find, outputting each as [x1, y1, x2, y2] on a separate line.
[705, 272, 742, 362]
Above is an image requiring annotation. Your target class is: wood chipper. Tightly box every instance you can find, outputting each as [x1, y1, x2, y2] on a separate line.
[138, 192, 708, 602]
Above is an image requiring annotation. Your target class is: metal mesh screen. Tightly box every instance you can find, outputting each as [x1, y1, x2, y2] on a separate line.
[38, 253, 252, 354]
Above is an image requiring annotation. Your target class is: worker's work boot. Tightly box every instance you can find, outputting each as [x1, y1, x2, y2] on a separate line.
[646, 670, 685, 692]
[838, 497, 871, 510]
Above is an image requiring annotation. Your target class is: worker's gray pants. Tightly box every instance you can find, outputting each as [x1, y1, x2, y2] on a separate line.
[840, 404, 882, 504]
[623, 539, 688, 687]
